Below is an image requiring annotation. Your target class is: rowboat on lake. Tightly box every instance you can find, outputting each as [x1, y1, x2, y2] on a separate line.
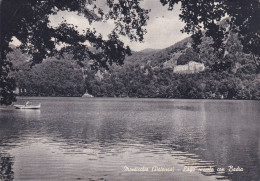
[14, 101, 41, 109]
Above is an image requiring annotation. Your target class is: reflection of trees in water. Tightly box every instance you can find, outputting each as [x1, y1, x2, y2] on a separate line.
[0, 155, 14, 181]
[0, 111, 33, 143]
[203, 102, 260, 181]
[204, 126, 260, 181]
[2, 101, 258, 180]
[96, 118, 128, 142]
[0, 112, 32, 181]
[44, 103, 207, 148]
[47, 118, 129, 144]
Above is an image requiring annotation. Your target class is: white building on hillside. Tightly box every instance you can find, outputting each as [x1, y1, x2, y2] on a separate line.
[174, 61, 205, 73]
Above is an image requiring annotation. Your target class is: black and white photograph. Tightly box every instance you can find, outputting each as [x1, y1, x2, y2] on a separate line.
[0, 0, 259, 180]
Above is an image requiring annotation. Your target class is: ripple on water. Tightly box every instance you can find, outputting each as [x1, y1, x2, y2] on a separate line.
[0, 98, 259, 181]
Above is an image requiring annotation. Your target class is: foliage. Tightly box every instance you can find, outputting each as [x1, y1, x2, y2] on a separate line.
[125, 27, 246, 69]
[177, 48, 200, 65]
[2, 0, 260, 103]
[7, 26, 259, 100]
[0, 0, 149, 104]
[0, 59, 16, 105]
[84, 64, 260, 100]
[83, 30, 259, 100]
[160, 0, 260, 71]
[12, 56, 85, 97]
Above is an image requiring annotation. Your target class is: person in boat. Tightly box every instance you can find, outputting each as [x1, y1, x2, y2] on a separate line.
[25, 101, 32, 106]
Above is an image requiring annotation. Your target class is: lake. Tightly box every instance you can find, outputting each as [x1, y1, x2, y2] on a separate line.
[0, 97, 259, 181]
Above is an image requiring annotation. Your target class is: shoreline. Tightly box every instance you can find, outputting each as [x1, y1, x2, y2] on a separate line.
[15, 96, 259, 101]
[0, 105, 14, 110]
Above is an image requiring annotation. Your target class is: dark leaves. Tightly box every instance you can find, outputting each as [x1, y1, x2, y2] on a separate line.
[0, 0, 150, 104]
[162, 0, 260, 66]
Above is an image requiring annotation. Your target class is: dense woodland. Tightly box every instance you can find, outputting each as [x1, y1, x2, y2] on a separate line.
[1, 0, 260, 104]
[8, 49, 85, 97]
[8, 29, 260, 100]
[85, 67, 259, 99]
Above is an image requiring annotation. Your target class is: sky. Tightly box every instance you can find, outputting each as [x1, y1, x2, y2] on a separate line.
[125, 0, 189, 51]
[12, 0, 189, 52]
[49, 0, 189, 51]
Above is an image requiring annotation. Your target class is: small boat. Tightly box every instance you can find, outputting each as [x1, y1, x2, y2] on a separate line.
[14, 101, 41, 109]
[82, 92, 94, 98]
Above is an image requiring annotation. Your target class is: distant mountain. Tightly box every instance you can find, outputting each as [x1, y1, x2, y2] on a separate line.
[7, 26, 259, 100]
[125, 22, 253, 74]
[139, 48, 161, 53]
[83, 27, 259, 99]
[125, 36, 193, 68]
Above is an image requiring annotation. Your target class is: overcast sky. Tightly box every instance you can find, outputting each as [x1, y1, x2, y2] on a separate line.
[48, 0, 188, 51]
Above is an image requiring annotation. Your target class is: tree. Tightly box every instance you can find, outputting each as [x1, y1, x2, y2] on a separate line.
[177, 48, 200, 65]
[1, 0, 260, 104]
[0, 0, 149, 104]
[160, 0, 260, 71]
[31, 59, 85, 96]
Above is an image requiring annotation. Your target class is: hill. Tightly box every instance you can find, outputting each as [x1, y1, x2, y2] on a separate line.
[124, 37, 192, 67]
[84, 27, 259, 99]
[124, 18, 256, 74]
[7, 24, 260, 99]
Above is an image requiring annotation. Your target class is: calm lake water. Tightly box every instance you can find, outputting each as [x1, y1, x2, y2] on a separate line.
[0, 97, 259, 181]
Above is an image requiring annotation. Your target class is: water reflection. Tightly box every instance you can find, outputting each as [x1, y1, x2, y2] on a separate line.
[0, 154, 14, 181]
[18, 109, 41, 120]
[0, 98, 259, 180]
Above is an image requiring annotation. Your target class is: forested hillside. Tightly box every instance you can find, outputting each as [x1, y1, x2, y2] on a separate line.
[8, 49, 85, 97]
[7, 27, 260, 99]
[85, 28, 259, 99]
